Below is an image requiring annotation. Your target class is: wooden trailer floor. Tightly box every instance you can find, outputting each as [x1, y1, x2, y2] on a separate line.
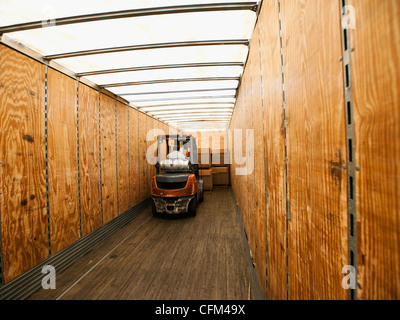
[29, 187, 251, 300]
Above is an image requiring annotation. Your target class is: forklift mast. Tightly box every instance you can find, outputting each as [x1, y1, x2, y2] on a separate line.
[155, 134, 199, 179]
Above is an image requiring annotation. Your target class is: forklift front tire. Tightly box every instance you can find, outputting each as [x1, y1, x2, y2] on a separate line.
[151, 201, 159, 217]
[188, 198, 197, 217]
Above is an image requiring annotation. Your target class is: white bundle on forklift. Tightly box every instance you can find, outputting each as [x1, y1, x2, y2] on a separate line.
[160, 151, 189, 170]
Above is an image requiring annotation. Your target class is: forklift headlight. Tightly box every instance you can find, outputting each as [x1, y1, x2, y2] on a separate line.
[153, 198, 164, 207]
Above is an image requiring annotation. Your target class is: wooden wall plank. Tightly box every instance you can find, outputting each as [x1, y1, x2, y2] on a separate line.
[145, 116, 154, 198]
[100, 94, 118, 223]
[281, 0, 348, 300]
[258, 0, 287, 300]
[47, 68, 80, 254]
[232, 76, 246, 219]
[349, 0, 400, 300]
[138, 112, 147, 202]
[245, 43, 256, 273]
[78, 83, 101, 236]
[129, 107, 140, 207]
[237, 70, 249, 239]
[249, 25, 267, 296]
[150, 118, 157, 181]
[0, 44, 48, 283]
[116, 102, 130, 214]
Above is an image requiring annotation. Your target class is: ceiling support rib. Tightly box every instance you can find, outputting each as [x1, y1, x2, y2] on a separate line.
[138, 102, 234, 108]
[0, 2, 258, 35]
[44, 39, 249, 60]
[166, 120, 231, 123]
[102, 77, 240, 88]
[118, 88, 237, 96]
[77, 62, 244, 77]
[130, 95, 236, 103]
[144, 110, 233, 115]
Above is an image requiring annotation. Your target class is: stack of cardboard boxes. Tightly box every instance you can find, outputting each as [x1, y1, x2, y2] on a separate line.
[198, 148, 230, 191]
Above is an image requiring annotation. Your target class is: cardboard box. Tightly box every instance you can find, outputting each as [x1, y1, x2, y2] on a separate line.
[198, 148, 212, 168]
[211, 148, 230, 167]
[200, 168, 213, 190]
[212, 166, 229, 186]
[212, 166, 228, 174]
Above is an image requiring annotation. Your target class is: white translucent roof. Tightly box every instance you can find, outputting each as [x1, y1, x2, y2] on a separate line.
[140, 104, 234, 112]
[0, 0, 260, 130]
[84, 66, 243, 86]
[0, 0, 257, 26]
[7, 12, 255, 56]
[148, 109, 233, 115]
[122, 98, 236, 107]
[55, 46, 248, 74]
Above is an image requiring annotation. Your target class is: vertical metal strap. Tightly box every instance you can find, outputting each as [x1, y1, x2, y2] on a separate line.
[76, 80, 82, 237]
[340, 0, 358, 301]
[115, 100, 119, 215]
[277, 0, 290, 300]
[98, 91, 103, 225]
[44, 65, 51, 256]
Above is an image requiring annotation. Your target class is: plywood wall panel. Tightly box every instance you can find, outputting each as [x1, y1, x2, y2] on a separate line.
[281, 0, 348, 300]
[129, 107, 140, 207]
[233, 81, 246, 216]
[150, 118, 158, 180]
[237, 71, 249, 239]
[116, 102, 130, 214]
[348, 0, 400, 300]
[0, 44, 48, 283]
[258, 0, 287, 300]
[248, 25, 267, 296]
[78, 83, 101, 237]
[100, 94, 118, 223]
[244, 48, 256, 271]
[47, 69, 80, 254]
[145, 116, 153, 197]
[138, 112, 147, 202]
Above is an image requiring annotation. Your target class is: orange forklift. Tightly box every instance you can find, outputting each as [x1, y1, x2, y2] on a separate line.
[151, 134, 204, 217]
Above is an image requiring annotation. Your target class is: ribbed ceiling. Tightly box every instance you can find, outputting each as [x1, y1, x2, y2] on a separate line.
[0, 0, 261, 131]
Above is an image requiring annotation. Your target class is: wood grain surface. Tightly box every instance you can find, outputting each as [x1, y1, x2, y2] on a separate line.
[100, 94, 118, 223]
[281, 0, 348, 299]
[78, 83, 101, 236]
[47, 68, 80, 254]
[29, 187, 250, 300]
[138, 112, 147, 202]
[249, 23, 267, 297]
[0, 44, 48, 283]
[116, 102, 130, 214]
[258, 0, 288, 300]
[349, 0, 400, 300]
[128, 107, 140, 208]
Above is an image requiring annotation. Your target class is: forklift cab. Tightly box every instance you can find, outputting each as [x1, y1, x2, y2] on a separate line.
[155, 134, 199, 179]
[151, 134, 203, 216]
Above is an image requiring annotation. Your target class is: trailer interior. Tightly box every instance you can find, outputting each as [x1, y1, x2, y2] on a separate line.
[0, 0, 399, 302]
